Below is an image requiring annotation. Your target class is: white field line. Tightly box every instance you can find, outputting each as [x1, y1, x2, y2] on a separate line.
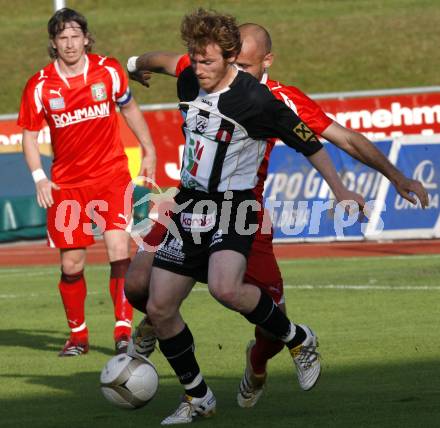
[0, 291, 102, 299]
[1, 284, 439, 299]
[191, 284, 440, 292]
[0, 266, 109, 276]
[278, 253, 440, 264]
[283, 284, 440, 291]
[1, 253, 438, 275]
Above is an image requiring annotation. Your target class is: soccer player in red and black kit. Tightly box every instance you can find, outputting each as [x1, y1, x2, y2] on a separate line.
[18, 8, 156, 356]
[125, 19, 428, 417]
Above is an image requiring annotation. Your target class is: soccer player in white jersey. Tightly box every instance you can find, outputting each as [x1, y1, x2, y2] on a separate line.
[124, 9, 377, 425]
[125, 20, 428, 417]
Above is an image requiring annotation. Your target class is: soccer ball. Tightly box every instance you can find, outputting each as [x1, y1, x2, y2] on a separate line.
[100, 354, 159, 409]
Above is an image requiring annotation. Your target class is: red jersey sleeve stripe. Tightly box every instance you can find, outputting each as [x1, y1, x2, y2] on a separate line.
[175, 54, 191, 77]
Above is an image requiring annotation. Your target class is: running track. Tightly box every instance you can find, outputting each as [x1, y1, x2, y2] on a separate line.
[1, 239, 440, 266]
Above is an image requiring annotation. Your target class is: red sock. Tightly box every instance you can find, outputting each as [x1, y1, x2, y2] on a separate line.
[109, 258, 133, 340]
[58, 270, 88, 343]
[250, 326, 285, 375]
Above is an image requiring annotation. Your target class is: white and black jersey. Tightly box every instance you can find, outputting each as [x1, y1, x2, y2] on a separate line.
[177, 65, 323, 193]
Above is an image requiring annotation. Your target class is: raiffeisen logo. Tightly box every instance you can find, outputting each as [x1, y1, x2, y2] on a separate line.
[52, 102, 110, 128]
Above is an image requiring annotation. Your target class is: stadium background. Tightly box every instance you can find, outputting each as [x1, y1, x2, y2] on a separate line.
[0, 1, 439, 427]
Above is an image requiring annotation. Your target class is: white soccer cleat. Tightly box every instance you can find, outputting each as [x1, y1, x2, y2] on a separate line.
[127, 316, 157, 359]
[290, 324, 321, 391]
[161, 388, 216, 425]
[237, 340, 267, 408]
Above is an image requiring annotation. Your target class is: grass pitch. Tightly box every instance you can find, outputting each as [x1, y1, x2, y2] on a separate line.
[1, 254, 439, 427]
[1, 0, 439, 114]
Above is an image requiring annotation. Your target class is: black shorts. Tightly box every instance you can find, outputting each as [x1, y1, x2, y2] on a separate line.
[152, 187, 259, 283]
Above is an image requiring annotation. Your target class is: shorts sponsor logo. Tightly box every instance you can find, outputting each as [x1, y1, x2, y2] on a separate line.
[210, 228, 223, 246]
[49, 97, 65, 110]
[91, 82, 107, 101]
[157, 236, 185, 264]
[180, 212, 216, 231]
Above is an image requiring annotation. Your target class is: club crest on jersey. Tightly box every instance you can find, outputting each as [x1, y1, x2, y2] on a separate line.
[293, 122, 314, 142]
[196, 115, 209, 133]
[91, 82, 107, 101]
[49, 97, 65, 110]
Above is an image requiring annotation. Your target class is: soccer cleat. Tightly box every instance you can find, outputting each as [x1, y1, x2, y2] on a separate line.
[58, 339, 89, 357]
[127, 316, 157, 358]
[237, 340, 267, 408]
[290, 324, 321, 391]
[115, 335, 130, 355]
[161, 388, 216, 425]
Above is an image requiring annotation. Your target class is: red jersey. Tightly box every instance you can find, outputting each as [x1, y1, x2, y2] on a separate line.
[254, 74, 333, 202]
[18, 53, 131, 188]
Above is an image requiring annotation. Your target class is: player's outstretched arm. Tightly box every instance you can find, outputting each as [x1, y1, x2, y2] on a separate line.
[321, 121, 429, 208]
[22, 129, 59, 208]
[307, 147, 365, 209]
[119, 99, 157, 182]
[127, 51, 183, 86]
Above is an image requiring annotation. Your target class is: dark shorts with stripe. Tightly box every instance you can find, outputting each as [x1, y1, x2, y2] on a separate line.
[152, 187, 258, 283]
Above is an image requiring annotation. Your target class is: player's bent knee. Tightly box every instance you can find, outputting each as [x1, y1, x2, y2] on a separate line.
[209, 286, 241, 311]
[61, 259, 85, 275]
[146, 300, 172, 324]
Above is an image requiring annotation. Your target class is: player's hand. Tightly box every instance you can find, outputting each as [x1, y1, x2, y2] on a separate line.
[138, 145, 157, 184]
[129, 70, 153, 88]
[35, 179, 59, 208]
[394, 177, 429, 208]
[335, 190, 366, 219]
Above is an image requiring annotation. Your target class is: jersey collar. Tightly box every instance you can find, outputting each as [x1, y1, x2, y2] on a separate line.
[260, 72, 269, 85]
[54, 54, 89, 88]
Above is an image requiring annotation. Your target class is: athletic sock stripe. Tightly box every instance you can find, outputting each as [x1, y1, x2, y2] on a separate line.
[71, 322, 87, 333]
[115, 320, 132, 328]
[183, 373, 203, 391]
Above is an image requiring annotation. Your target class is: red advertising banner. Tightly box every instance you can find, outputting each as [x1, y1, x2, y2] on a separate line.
[2, 89, 440, 187]
[318, 92, 440, 140]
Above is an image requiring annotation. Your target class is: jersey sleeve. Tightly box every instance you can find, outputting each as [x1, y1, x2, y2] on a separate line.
[278, 86, 333, 135]
[175, 54, 191, 77]
[110, 58, 132, 106]
[17, 77, 45, 131]
[267, 97, 323, 156]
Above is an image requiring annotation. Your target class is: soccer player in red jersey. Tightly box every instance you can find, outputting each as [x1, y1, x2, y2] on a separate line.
[232, 22, 428, 406]
[18, 8, 156, 357]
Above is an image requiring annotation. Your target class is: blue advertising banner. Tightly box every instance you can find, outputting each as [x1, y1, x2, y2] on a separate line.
[366, 137, 440, 239]
[264, 137, 440, 242]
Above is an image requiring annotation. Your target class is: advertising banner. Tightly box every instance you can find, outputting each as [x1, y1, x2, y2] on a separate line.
[266, 136, 440, 242]
[2, 87, 440, 189]
[1, 87, 439, 243]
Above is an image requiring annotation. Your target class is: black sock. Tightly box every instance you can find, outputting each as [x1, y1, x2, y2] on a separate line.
[158, 324, 208, 398]
[286, 325, 306, 349]
[243, 291, 306, 349]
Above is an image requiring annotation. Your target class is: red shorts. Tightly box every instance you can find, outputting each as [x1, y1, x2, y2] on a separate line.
[141, 208, 284, 304]
[244, 228, 284, 304]
[47, 172, 133, 248]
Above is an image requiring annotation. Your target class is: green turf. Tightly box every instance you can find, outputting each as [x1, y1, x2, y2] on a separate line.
[1, 255, 439, 427]
[1, 0, 439, 114]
